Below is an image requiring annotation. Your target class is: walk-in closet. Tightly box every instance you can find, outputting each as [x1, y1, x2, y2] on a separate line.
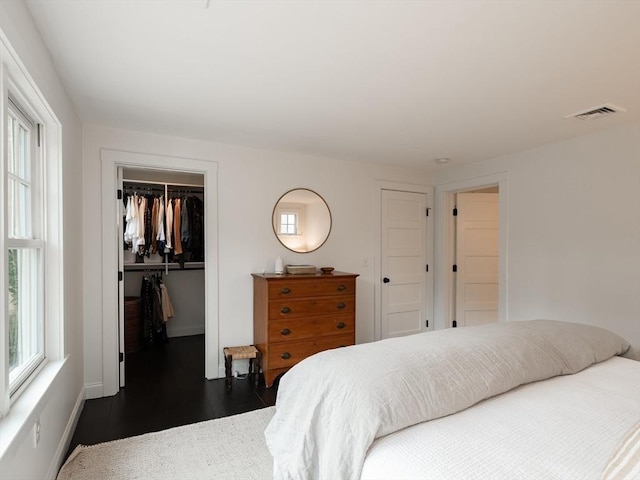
[119, 167, 206, 387]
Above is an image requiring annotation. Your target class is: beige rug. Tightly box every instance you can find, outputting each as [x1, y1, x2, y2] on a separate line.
[57, 407, 275, 480]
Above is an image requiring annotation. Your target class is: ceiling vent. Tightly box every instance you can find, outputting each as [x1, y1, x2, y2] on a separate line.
[566, 103, 626, 121]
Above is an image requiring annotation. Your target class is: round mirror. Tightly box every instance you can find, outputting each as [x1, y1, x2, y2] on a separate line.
[272, 188, 331, 253]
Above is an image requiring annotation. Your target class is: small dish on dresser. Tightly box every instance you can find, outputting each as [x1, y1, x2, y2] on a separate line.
[320, 267, 335, 274]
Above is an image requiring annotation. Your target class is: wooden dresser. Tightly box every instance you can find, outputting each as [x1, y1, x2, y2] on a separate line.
[252, 271, 358, 387]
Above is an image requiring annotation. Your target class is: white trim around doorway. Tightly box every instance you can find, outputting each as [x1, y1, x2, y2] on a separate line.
[100, 149, 219, 397]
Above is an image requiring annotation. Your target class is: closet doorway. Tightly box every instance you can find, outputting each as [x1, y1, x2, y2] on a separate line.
[118, 168, 206, 387]
[101, 149, 219, 398]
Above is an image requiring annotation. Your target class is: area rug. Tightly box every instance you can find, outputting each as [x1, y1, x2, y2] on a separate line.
[57, 406, 276, 480]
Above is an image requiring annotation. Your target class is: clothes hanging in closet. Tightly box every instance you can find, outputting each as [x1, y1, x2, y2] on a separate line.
[123, 189, 204, 265]
[140, 272, 174, 345]
[183, 195, 205, 262]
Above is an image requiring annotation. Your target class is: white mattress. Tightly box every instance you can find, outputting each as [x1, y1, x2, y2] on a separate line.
[361, 356, 640, 480]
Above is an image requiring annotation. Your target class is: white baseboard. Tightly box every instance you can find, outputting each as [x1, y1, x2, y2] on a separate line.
[84, 382, 103, 400]
[46, 386, 84, 480]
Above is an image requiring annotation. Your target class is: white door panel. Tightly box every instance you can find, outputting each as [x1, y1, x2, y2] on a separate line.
[464, 256, 499, 276]
[381, 190, 428, 339]
[455, 193, 499, 327]
[463, 230, 499, 255]
[387, 198, 422, 221]
[388, 228, 421, 250]
[466, 201, 498, 221]
[387, 310, 422, 336]
[388, 256, 423, 275]
[389, 283, 421, 305]
[117, 167, 125, 387]
[463, 310, 498, 327]
[464, 283, 499, 304]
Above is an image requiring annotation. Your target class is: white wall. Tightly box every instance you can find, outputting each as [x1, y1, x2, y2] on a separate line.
[0, 2, 84, 479]
[82, 124, 433, 394]
[435, 123, 640, 358]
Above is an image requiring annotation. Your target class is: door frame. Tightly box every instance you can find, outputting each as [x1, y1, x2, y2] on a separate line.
[101, 149, 219, 397]
[374, 181, 434, 341]
[434, 173, 508, 331]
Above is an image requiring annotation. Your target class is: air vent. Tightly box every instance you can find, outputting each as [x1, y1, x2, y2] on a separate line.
[566, 103, 626, 121]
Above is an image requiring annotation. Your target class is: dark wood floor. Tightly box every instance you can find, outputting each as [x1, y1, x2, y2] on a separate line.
[66, 335, 277, 460]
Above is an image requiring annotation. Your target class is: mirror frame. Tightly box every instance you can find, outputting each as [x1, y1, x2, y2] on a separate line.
[272, 188, 332, 253]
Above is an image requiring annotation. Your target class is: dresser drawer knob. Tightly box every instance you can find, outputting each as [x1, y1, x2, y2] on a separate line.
[281, 306, 291, 314]
[280, 328, 291, 336]
[337, 303, 346, 310]
[336, 322, 346, 329]
[281, 352, 292, 360]
[281, 287, 291, 295]
[337, 284, 346, 292]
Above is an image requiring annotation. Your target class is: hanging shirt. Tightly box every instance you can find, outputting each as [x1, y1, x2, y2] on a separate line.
[143, 195, 153, 256]
[150, 197, 158, 254]
[159, 283, 175, 323]
[189, 196, 205, 261]
[165, 198, 173, 252]
[134, 196, 147, 253]
[173, 198, 183, 255]
[124, 194, 138, 247]
[181, 197, 190, 246]
[156, 195, 166, 255]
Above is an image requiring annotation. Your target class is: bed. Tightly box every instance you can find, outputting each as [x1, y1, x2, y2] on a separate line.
[264, 320, 639, 480]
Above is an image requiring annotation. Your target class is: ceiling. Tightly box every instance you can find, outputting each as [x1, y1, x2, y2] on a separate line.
[26, 0, 640, 170]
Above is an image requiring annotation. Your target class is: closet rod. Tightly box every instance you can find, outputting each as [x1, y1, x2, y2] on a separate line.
[168, 181, 204, 188]
[124, 263, 205, 272]
[122, 179, 204, 188]
[123, 184, 165, 191]
[123, 185, 204, 195]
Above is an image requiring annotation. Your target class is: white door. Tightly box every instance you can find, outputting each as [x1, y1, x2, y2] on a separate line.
[381, 190, 428, 338]
[117, 167, 126, 387]
[455, 192, 499, 327]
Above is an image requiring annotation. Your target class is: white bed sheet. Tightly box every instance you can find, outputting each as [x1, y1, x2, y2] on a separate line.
[361, 356, 640, 480]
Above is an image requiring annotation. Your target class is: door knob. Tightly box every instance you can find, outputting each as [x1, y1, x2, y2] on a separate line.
[383, 277, 390, 283]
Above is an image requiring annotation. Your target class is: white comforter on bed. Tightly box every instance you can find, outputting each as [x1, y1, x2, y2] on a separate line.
[264, 320, 630, 480]
[362, 355, 640, 480]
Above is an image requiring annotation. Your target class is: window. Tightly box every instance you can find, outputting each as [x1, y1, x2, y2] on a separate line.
[280, 212, 298, 235]
[5, 97, 44, 395]
[1, 36, 63, 422]
[275, 203, 304, 238]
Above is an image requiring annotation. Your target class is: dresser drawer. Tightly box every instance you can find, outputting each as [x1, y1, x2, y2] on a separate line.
[268, 278, 356, 300]
[267, 334, 354, 369]
[269, 295, 355, 319]
[267, 317, 317, 343]
[268, 314, 355, 343]
[315, 314, 355, 337]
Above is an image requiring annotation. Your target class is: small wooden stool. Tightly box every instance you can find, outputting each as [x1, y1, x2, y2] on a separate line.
[223, 345, 261, 390]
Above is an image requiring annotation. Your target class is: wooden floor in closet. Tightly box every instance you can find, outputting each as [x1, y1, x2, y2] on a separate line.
[65, 335, 277, 461]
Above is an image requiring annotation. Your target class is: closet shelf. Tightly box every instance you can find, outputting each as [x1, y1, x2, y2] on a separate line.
[123, 262, 205, 271]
